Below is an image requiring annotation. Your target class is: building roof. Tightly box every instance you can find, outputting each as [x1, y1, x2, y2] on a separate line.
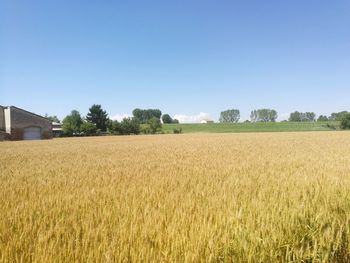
[6, 106, 51, 122]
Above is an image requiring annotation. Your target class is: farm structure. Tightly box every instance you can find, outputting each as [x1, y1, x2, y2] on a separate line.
[52, 122, 63, 137]
[0, 105, 52, 140]
[200, 119, 214, 124]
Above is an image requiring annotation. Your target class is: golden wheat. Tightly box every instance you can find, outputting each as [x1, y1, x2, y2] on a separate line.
[1, 132, 350, 262]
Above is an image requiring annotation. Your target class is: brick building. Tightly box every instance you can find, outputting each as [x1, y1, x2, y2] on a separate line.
[0, 106, 52, 140]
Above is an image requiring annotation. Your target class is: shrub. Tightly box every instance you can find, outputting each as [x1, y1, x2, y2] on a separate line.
[141, 124, 151, 134]
[148, 117, 162, 134]
[326, 123, 337, 130]
[80, 122, 97, 135]
[108, 118, 141, 135]
[173, 128, 182, 134]
[340, 113, 350, 130]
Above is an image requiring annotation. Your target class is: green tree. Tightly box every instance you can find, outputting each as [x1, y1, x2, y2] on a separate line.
[132, 108, 143, 122]
[340, 113, 350, 129]
[148, 117, 162, 134]
[80, 122, 97, 135]
[150, 109, 162, 120]
[86, 104, 109, 131]
[317, 115, 329, 122]
[108, 118, 141, 135]
[250, 110, 258, 122]
[289, 111, 302, 122]
[132, 108, 162, 124]
[162, 114, 173, 124]
[120, 118, 141, 135]
[45, 114, 60, 123]
[250, 109, 278, 122]
[108, 120, 121, 135]
[330, 111, 349, 121]
[219, 109, 240, 123]
[289, 111, 316, 122]
[304, 112, 316, 122]
[62, 110, 83, 135]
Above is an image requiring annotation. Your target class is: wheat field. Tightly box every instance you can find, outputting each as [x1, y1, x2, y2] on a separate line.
[1, 132, 350, 262]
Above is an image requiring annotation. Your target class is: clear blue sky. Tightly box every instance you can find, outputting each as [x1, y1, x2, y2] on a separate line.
[1, 0, 349, 122]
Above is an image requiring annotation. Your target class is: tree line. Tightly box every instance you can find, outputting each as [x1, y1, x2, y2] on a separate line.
[219, 109, 350, 127]
[219, 108, 278, 123]
[48, 106, 350, 136]
[59, 105, 169, 136]
[219, 108, 279, 123]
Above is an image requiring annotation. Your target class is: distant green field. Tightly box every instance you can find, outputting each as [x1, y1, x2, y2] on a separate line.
[162, 121, 339, 134]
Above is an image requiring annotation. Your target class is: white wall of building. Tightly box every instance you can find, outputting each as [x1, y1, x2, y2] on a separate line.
[4, 107, 11, 134]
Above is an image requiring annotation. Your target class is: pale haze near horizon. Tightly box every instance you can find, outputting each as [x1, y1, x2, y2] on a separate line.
[1, 1, 349, 123]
